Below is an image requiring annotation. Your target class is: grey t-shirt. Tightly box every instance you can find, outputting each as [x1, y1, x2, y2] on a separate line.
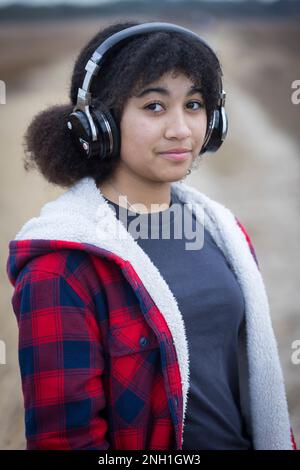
[103, 191, 253, 450]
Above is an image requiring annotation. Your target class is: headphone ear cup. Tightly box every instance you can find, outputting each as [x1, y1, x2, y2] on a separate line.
[90, 103, 120, 160]
[67, 110, 94, 159]
[200, 108, 228, 154]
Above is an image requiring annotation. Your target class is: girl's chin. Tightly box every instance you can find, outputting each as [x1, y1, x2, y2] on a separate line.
[155, 168, 191, 183]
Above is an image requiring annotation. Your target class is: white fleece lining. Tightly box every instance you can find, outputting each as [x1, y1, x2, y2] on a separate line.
[15, 176, 292, 449]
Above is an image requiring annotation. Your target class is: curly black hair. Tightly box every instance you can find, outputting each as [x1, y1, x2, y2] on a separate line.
[23, 20, 222, 188]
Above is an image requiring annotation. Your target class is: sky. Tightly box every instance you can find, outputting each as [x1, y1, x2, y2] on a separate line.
[0, 0, 284, 6]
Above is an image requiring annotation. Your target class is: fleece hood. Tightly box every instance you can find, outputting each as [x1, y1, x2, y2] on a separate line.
[6, 176, 293, 450]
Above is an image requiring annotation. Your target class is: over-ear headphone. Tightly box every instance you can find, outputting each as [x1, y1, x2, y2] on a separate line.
[67, 22, 228, 160]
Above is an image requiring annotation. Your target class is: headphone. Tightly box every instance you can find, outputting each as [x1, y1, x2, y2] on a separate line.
[67, 22, 228, 160]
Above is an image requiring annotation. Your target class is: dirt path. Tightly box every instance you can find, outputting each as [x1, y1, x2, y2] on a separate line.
[1, 19, 299, 449]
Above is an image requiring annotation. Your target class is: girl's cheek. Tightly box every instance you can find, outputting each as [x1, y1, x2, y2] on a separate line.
[134, 120, 157, 137]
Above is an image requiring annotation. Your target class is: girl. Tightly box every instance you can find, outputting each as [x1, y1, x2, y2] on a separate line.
[6, 20, 296, 450]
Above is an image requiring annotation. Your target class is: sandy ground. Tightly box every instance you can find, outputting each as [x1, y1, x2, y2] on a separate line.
[0, 16, 299, 449]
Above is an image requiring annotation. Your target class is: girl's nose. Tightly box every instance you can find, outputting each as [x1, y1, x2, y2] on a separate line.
[164, 112, 193, 140]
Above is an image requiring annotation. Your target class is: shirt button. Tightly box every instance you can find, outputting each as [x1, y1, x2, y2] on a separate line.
[174, 397, 179, 407]
[139, 336, 148, 347]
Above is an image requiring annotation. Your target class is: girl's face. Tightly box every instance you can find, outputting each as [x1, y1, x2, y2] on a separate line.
[118, 70, 207, 184]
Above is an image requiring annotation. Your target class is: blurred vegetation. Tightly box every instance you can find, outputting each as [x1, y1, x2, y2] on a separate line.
[0, 0, 300, 22]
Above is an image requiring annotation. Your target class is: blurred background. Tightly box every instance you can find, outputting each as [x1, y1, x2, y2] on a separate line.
[0, 0, 299, 450]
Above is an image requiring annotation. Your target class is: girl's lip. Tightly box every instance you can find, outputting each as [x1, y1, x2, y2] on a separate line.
[159, 151, 191, 161]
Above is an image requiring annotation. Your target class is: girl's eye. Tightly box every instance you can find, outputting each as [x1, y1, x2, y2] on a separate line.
[144, 102, 164, 112]
[186, 101, 204, 110]
[143, 101, 204, 112]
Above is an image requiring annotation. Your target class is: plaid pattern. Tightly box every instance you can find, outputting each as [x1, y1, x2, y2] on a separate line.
[7, 240, 180, 450]
[6, 222, 297, 450]
[235, 218, 260, 269]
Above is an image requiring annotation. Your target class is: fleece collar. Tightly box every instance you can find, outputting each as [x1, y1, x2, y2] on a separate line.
[15, 176, 292, 449]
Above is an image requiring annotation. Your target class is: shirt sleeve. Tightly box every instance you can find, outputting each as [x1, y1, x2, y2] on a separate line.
[11, 268, 109, 450]
[234, 216, 260, 270]
[235, 217, 298, 450]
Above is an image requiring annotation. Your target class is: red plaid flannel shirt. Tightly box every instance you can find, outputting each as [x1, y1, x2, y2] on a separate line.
[6, 221, 297, 450]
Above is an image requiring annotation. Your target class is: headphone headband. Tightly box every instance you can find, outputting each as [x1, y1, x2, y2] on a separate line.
[68, 21, 228, 159]
[75, 22, 225, 114]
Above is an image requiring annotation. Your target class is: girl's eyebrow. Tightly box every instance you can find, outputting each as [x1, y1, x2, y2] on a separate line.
[136, 85, 203, 98]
